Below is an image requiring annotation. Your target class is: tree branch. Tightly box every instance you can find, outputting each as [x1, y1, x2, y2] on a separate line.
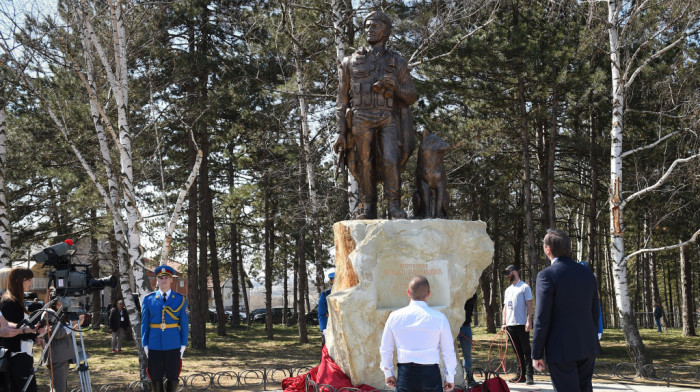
[622, 152, 700, 207]
[408, 2, 498, 68]
[620, 129, 684, 159]
[623, 228, 700, 263]
[161, 142, 202, 264]
[624, 24, 700, 89]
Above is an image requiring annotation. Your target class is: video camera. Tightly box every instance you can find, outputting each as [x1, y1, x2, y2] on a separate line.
[32, 239, 118, 300]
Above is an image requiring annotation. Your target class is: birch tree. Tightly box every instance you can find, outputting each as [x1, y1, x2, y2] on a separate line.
[1, 0, 201, 381]
[0, 47, 14, 267]
[0, 103, 9, 268]
[606, 0, 700, 373]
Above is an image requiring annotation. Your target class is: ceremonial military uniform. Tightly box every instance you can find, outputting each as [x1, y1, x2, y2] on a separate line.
[335, 11, 417, 219]
[141, 266, 188, 392]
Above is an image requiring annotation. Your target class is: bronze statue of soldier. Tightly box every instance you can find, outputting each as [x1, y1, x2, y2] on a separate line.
[334, 11, 417, 220]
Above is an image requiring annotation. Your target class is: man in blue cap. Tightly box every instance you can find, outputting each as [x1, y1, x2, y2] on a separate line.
[317, 272, 334, 345]
[141, 265, 189, 392]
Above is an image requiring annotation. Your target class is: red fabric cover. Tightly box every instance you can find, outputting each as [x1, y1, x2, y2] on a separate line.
[282, 346, 377, 392]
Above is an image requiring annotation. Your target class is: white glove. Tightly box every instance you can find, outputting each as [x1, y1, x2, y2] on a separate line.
[180, 346, 186, 358]
[322, 329, 327, 338]
[144, 346, 149, 357]
[598, 333, 602, 340]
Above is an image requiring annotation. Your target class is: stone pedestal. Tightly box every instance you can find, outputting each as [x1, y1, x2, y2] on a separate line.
[326, 219, 494, 388]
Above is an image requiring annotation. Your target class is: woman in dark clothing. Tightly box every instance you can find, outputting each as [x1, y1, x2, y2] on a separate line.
[458, 293, 477, 387]
[0, 267, 45, 392]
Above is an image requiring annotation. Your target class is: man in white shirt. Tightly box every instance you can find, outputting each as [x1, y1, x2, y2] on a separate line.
[379, 276, 456, 392]
[501, 264, 534, 385]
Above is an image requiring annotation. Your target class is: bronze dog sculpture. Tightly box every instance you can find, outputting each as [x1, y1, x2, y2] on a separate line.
[412, 133, 450, 219]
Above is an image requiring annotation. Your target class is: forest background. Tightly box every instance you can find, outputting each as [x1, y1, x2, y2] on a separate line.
[0, 0, 699, 379]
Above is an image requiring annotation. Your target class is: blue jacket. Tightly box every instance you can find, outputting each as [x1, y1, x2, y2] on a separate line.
[318, 288, 331, 331]
[141, 291, 189, 351]
[532, 257, 601, 363]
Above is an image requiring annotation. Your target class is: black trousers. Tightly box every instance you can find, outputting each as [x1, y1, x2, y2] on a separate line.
[148, 349, 181, 382]
[396, 363, 442, 392]
[548, 357, 595, 392]
[506, 325, 533, 379]
[8, 353, 36, 392]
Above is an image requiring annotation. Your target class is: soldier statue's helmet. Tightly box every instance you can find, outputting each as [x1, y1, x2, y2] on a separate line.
[155, 265, 178, 278]
[364, 11, 392, 29]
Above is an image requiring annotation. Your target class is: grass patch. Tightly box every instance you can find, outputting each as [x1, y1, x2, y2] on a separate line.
[34, 323, 323, 390]
[30, 323, 699, 390]
[470, 326, 700, 367]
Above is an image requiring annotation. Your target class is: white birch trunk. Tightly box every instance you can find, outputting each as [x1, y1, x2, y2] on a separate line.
[607, 0, 650, 373]
[76, 0, 150, 378]
[78, 0, 148, 296]
[106, 0, 149, 297]
[332, 0, 347, 64]
[0, 107, 9, 268]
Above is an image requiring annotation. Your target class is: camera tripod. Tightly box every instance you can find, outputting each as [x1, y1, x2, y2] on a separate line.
[21, 298, 93, 392]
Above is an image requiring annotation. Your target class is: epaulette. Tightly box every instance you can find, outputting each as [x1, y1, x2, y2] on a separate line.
[145, 292, 157, 299]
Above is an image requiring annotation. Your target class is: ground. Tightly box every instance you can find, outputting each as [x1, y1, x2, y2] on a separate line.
[32, 323, 700, 390]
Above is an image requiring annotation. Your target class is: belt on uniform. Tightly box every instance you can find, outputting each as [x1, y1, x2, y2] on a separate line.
[150, 323, 180, 330]
[397, 362, 438, 367]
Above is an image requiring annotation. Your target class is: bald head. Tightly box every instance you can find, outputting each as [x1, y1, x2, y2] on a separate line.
[408, 276, 430, 301]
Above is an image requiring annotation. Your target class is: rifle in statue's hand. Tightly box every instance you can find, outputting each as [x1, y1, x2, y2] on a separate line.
[334, 108, 352, 181]
[335, 149, 346, 181]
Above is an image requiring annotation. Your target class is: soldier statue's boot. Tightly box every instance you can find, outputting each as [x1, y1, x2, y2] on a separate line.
[357, 202, 377, 219]
[165, 379, 180, 392]
[357, 196, 377, 219]
[388, 200, 407, 219]
[151, 380, 165, 392]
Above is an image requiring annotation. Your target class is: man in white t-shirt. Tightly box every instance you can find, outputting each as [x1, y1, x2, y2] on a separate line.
[501, 264, 534, 385]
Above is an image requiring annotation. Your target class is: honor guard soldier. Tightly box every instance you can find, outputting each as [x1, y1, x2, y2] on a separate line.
[141, 265, 189, 392]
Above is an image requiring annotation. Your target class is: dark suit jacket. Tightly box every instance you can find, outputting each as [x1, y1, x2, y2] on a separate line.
[109, 308, 129, 330]
[531, 257, 601, 363]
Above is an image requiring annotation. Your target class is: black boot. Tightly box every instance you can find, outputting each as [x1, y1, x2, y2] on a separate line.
[388, 200, 407, 219]
[150, 380, 164, 392]
[165, 379, 180, 392]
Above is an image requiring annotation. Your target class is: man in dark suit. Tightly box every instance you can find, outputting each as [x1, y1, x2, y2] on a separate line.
[531, 229, 601, 392]
[109, 300, 129, 353]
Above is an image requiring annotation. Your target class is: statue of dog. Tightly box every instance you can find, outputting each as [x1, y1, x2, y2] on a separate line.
[412, 132, 450, 219]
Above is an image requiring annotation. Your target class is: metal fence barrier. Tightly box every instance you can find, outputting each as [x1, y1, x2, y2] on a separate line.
[74, 361, 699, 391]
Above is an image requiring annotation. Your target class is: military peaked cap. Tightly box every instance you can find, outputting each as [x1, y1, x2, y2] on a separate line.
[155, 265, 178, 277]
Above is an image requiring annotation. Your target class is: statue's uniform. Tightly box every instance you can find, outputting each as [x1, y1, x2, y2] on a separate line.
[337, 46, 417, 216]
[141, 290, 188, 383]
